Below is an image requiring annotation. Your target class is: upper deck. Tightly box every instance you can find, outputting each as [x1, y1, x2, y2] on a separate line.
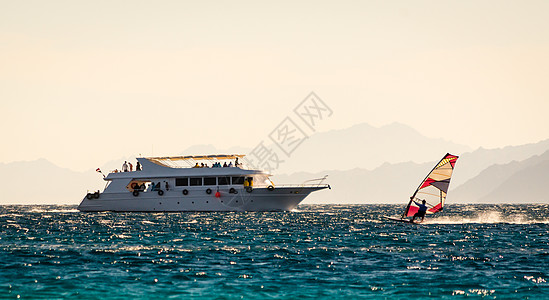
[104, 155, 265, 181]
[147, 155, 245, 168]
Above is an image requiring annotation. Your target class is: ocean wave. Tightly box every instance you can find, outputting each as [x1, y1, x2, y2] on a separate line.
[427, 211, 549, 224]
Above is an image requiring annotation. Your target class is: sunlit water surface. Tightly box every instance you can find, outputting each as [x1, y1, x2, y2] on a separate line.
[1, 204, 548, 299]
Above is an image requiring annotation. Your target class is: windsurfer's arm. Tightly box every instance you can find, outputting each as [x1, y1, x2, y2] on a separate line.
[410, 197, 417, 205]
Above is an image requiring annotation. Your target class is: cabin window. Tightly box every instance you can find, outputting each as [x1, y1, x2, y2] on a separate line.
[204, 177, 216, 185]
[218, 176, 230, 185]
[175, 178, 188, 186]
[190, 177, 203, 186]
[232, 176, 245, 185]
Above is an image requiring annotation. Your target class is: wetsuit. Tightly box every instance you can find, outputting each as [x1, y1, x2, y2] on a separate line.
[411, 201, 428, 222]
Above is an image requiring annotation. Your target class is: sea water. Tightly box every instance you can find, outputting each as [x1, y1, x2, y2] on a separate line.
[1, 204, 548, 299]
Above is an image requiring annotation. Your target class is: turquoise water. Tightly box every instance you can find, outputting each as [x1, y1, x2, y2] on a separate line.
[1, 204, 548, 299]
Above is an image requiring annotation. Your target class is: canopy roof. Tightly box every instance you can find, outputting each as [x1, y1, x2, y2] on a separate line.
[146, 154, 245, 161]
[144, 155, 245, 168]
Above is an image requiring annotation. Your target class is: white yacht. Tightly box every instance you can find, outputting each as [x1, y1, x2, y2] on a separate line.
[78, 155, 330, 212]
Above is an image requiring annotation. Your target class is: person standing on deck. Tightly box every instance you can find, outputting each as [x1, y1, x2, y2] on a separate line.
[122, 161, 129, 172]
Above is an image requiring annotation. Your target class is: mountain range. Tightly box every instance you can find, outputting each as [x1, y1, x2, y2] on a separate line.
[272, 122, 471, 174]
[275, 148, 549, 205]
[451, 150, 549, 203]
[179, 122, 472, 174]
[0, 159, 99, 205]
[1, 122, 548, 204]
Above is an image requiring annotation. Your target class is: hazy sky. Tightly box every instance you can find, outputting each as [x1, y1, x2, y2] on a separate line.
[2, 0, 549, 171]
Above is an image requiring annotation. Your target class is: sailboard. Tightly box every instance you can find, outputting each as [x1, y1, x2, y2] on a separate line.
[385, 216, 421, 224]
[385, 153, 459, 224]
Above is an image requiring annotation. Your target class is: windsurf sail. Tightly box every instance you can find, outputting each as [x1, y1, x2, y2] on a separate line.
[402, 153, 459, 219]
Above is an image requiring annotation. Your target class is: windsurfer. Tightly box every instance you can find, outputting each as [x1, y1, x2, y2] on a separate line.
[410, 198, 428, 223]
[387, 154, 458, 225]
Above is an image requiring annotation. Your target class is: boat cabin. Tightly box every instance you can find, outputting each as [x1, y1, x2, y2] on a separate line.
[101, 155, 273, 194]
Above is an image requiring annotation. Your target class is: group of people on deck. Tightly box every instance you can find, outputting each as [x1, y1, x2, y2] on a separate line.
[121, 161, 141, 172]
[117, 158, 243, 172]
[193, 159, 239, 168]
[118, 157, 243, 172]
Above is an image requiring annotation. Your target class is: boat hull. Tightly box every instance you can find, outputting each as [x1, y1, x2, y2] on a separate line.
[78, 186, 326, 212]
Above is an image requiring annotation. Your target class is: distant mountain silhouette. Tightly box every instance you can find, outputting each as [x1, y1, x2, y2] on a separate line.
[276, 145, 549, 205]
[0, 159, 103, 204]
[179, 122, 471, 174]
[273, 161, 433, 204]
[1, 123, 548, 204]
[273, 122, 471, 174]
[451, 139, 549, 187]
[481, 159, 549, 203]
[451, 150, 549, 203]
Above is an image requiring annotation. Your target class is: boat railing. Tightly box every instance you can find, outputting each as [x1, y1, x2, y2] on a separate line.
[256, 175, 330, 189]
[107, 164, 251, 174]
[302, 175, 329, 186]
[254, 183, 330, 189]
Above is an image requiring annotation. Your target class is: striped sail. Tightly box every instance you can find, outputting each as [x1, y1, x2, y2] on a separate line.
[403, 153, 459, 218]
